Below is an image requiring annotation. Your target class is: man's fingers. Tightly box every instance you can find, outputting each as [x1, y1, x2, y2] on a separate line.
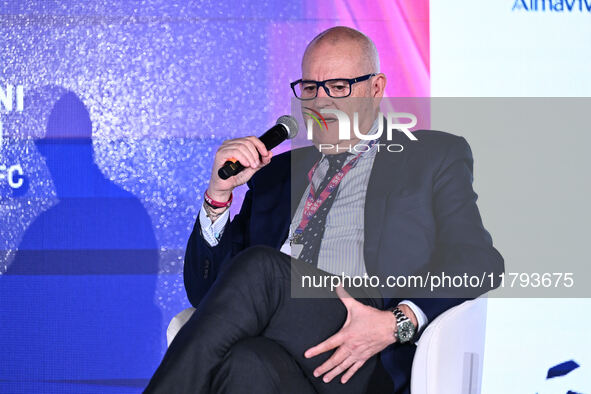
[246, 136, 269, 157]
[335, 285, 351, 299]
[305, 333, 343, 359]
[335, 285, 357, 309]
[220, 140, 257, 167]
[312, 347, 349, 378]
[219, 137, 273, 169]
[235, 140, 260, 167]
[261, 150, 273, 165]
[341, 360, 364, 384]
[321, 355, 356, 383]
[219, 147, 253, 169]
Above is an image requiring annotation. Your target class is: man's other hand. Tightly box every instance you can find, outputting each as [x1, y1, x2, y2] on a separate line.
[304, 286, 402, 384]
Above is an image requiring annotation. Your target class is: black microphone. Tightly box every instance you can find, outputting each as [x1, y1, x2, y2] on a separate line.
[217, 115, 299, 180]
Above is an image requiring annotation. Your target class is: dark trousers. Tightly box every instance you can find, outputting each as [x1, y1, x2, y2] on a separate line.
[145, 245, 394, 394]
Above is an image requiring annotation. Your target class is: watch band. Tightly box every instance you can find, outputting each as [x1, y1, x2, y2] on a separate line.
[391, 307, 416, 343]
[392, 307, 408, 339]
[392, 307, 409, 323]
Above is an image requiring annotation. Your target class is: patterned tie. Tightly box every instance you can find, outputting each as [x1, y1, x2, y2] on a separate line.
[297, 151, 352, 266]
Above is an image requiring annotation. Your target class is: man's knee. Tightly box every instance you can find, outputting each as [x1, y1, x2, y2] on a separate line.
[212, 337, 279, 393]
[223, 337, 270, 369]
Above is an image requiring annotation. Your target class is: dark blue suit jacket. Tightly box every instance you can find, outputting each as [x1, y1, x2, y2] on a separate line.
[184, 129, 504, 392]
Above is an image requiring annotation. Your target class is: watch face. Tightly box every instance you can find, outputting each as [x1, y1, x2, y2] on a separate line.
[398, 321, 415, 342]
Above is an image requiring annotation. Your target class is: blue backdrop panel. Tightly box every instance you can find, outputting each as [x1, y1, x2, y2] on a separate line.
[0, 1, 305, 392]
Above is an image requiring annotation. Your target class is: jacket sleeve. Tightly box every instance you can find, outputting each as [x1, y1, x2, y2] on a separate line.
[391, 136, 504, 324]
[183, 183, 254, 307]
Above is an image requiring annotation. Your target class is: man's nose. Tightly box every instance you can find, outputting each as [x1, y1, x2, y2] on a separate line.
[316, 85, 330, 98]
[314, 86, 332, 107]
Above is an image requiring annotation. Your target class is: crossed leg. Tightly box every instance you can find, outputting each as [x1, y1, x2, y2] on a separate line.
[144, 245, 392, 394]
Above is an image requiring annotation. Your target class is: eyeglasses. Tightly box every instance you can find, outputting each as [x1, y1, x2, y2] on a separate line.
[290, 73, 376, 100]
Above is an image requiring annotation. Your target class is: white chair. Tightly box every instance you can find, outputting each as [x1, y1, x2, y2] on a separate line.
[167, 298, 488, 394]
[166, 307, 197, 347]
[411, 298, 487, 394]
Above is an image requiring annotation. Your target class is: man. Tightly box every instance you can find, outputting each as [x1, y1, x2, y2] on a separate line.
[145, 26, 503, 393]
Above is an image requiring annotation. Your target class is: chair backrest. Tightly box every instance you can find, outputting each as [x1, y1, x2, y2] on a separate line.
[167, 307, 196, 347]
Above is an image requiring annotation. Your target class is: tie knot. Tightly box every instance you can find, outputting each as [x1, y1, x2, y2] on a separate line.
[325, 152, 352, 169]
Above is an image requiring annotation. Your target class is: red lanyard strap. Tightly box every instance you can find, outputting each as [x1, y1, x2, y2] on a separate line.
[290, 139, 377, 244]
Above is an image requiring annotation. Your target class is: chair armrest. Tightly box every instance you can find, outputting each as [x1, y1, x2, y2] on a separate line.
[411, 298, 488, 394]
[167, 307, 196, 347]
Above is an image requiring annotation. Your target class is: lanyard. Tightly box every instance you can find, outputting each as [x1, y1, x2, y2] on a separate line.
[290, 139, 377, 245]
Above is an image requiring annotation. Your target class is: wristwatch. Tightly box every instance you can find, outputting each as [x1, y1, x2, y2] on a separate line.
[391, 307, 416, 343]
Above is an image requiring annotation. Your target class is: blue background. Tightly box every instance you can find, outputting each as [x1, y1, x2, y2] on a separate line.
[0, 1, 312, 392]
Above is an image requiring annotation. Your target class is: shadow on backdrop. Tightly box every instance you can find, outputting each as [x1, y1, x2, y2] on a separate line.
[2, 89, 162, 392]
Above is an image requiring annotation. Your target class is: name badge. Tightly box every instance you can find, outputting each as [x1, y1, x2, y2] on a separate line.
[291, 243, 303, 259]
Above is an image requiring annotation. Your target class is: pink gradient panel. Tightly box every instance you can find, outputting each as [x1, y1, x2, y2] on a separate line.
[302, 0, 429, 97]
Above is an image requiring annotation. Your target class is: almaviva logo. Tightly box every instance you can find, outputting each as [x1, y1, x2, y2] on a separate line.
[304, 109, 418, 142]
[512, 0, 591, 12]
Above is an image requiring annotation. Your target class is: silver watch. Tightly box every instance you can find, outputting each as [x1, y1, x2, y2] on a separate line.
[391, 307, 416, 343]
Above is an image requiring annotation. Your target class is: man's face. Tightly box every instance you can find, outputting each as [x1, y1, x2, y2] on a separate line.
[300, 40, 383, 152]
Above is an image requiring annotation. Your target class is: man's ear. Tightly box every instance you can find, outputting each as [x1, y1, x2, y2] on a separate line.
[372, 73, 387, 98]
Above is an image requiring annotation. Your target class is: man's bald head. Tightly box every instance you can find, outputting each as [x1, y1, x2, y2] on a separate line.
[298, 26, 387, 154]
[303, 26, 380, 74]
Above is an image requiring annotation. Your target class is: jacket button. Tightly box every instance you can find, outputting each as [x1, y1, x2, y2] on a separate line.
[203, 259, 210, 279]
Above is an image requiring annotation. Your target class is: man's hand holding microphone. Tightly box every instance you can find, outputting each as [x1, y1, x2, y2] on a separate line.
[203, 115, 298, 222]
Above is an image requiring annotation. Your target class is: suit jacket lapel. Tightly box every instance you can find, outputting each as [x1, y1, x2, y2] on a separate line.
[363, 131, 409, 275]
[290, 145, 321, 221]
[277, 133, 409, 275]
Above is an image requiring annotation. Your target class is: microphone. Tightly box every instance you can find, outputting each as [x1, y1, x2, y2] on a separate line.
[217, 115, 299, 180]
